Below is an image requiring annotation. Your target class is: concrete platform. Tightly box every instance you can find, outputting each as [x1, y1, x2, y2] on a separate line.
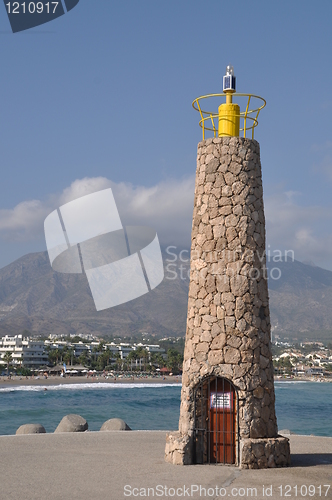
[0, 431, 331, 499]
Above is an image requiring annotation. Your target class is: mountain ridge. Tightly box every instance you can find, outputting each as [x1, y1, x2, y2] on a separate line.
[0, 251, 331, 342]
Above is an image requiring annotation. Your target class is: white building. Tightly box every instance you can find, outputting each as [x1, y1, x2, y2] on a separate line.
[0, 335, 48, 369]
[72, 342, 90, 356]
[104, 343, 131, 359]
[143, 344, 165, 354]
[44, 340, 68, 351]
[104, 343, 121, 356]
[0, 335, 24, 367]
[22, 338, 48, 368]
[0, 335, 166, 370]
[119, 343, 134, 359]
[103, 342, 165, 360]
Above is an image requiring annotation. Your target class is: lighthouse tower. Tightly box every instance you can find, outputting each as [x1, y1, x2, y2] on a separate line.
[165, 67, 291, 468]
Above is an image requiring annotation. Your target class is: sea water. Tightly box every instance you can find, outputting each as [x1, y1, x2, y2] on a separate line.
[0, 381, 331, 437]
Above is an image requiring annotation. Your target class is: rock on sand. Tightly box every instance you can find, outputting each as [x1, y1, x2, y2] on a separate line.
[54, 414, 88, 433]
[16, 424, 46, 435]
[100, 418, 131, 431]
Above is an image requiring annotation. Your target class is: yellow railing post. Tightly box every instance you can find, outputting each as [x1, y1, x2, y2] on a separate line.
[243, 95, 251, 139]
[210, 114, 216, 138]
[196, 100, 205, 140]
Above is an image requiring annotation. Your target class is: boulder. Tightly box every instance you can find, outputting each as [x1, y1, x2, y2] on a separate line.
[100, 418, 131, 431]
[278, 429, 293, 436]
[16, 424, 46, 435]
[54, 414, 88, 433]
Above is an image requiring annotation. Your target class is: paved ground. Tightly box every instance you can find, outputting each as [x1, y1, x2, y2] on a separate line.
[0, 431, 331, 500]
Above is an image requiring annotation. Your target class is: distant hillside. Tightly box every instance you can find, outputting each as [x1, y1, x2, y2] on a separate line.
[0, 251, 331, 343]
[0, 251, 189, 338]
[268, 260, 332, 343]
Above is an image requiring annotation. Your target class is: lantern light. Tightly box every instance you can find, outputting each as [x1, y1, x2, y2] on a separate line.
[223, 65, 236, 93]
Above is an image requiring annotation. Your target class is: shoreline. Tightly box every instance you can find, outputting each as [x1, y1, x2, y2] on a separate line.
[0, 374, 182, 388]
[0, 374, 331, 388]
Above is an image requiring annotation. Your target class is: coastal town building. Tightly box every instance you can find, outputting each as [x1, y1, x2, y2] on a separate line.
[0, 334, 165, 370]
[0, 335, 48, 369]
[71, 342, 90, 356]
[45, 339, 165, 360]
[103, 342, 165, 360]
[273, 346, 332, 378]
[48, 333, 98, 342]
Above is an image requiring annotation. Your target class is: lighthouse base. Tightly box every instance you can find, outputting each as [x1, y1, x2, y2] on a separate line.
[240, 436, 290, 469]
[165, 431, 290, 468]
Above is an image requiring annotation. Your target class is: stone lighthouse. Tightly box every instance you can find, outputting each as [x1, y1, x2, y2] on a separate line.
[165, 66, 291, 468]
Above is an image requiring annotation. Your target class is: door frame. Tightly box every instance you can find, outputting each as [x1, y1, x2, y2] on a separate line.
[193, 376, 239, 465]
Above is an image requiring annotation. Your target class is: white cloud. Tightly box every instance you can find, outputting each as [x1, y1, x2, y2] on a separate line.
[111, 177, 195, 246]
[1, 176, 332, 270]
[0, 199, 50, 241]
[0, 176, 195, 248]
[59, 177, 112, 205]
[265, 190, 332, 269]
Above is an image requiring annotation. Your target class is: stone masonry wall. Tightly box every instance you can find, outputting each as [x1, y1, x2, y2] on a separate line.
[165, 137, 290, 467]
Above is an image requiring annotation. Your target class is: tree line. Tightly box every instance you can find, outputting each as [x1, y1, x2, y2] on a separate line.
[19, 343, 184, 374]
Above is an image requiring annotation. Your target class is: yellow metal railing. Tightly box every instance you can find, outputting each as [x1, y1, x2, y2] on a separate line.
[192, 93, 266, 140]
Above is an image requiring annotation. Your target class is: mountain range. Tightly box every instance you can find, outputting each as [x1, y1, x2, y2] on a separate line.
[0, 251, 331, 343]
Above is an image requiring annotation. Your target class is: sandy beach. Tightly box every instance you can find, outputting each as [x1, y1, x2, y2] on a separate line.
[1, 373, 331, 389]
[0, 374, 181, 388]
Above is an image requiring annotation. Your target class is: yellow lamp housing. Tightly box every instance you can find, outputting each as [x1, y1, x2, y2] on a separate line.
[218, 102, 240, 137]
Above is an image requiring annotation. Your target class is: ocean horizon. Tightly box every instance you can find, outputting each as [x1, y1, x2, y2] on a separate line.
[0, 381, 331, 437]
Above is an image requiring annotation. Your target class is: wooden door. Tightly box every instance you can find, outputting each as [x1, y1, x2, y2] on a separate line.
[208, 378, 236, 464]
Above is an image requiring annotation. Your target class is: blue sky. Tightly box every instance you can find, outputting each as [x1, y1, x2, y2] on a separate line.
[0, 0, 332, 269]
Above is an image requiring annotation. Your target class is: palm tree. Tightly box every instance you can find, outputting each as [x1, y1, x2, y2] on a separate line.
[54, 348, 61, 364]
[142, 349, 149, 371]
[47, 349, 57, 366]
[78, 352, 89, 367]
[151, 353, 166, 370]
[104, 347, 111, 366]
[2, 351, 13, 376]
[97, 351, 111, 371]
[166, 348, 183, 374]
[91, 346, 99, 364]
[63, 352, 71, 366]
[126, 351, 138, 371]
[63, 347, 75, 367]
[135, 347, 145, 371]
[114, 352, 122, 370]
[16, 355, 23, 368]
